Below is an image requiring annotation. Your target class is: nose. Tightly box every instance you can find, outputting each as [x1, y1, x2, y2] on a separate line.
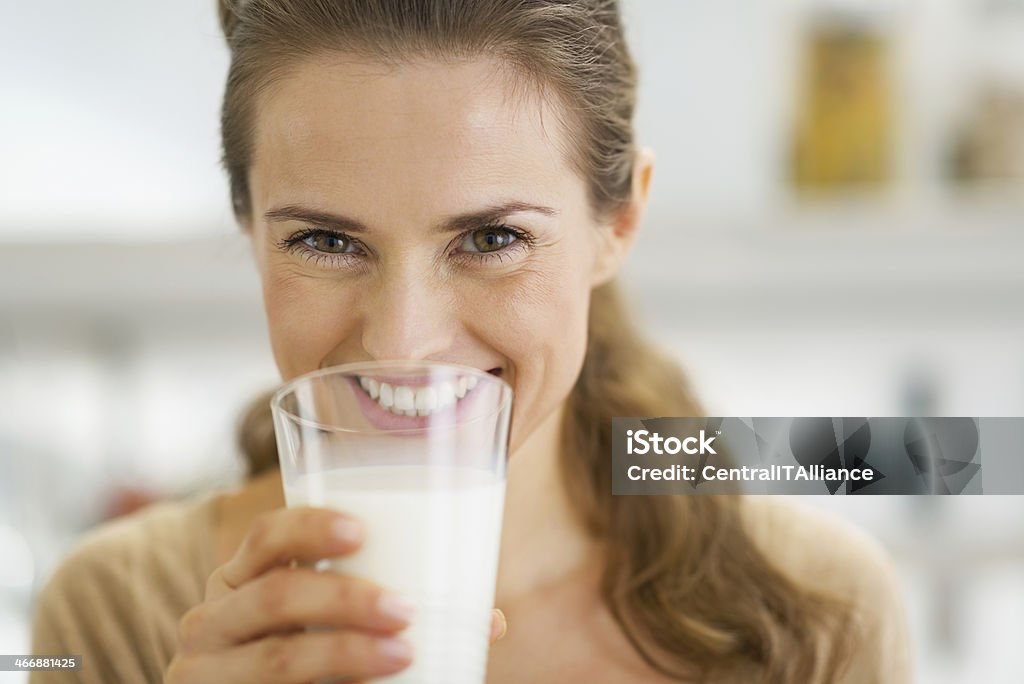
[359, 265, 456, 361]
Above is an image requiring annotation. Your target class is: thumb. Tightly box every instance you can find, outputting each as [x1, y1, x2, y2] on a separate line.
[488, 608, 508, 644]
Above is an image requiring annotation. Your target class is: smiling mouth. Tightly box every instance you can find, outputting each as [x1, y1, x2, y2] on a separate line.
[356, 368, 502, 417]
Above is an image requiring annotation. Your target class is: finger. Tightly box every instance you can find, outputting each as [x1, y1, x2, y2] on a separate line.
[192, 567, 416, 650]
[219, 507, 365, 592]
[189, 629, 413, 684]
[489, 608, 507, 644]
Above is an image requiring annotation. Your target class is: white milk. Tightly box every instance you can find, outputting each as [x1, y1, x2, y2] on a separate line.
[286, 465, 506, 684]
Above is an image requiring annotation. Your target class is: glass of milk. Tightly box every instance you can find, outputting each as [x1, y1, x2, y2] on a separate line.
[270, 361, 513, 684]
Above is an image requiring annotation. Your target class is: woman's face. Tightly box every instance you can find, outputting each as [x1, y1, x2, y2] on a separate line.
[246, 55, 641, 453]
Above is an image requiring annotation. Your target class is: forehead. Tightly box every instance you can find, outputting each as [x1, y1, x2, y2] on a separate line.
[250, 55, 579, 213]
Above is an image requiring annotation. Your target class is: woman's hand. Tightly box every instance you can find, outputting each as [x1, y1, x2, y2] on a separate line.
[165, 507, 507, 683]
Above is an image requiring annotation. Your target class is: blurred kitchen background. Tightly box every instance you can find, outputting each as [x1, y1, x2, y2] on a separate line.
[1, 0, 1023, 682]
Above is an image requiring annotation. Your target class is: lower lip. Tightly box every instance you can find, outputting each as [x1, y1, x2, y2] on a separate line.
[346, 375, 489, 431]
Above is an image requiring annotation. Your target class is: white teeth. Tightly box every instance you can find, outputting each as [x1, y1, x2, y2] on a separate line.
[393, 386, 415, 411]
[359, 374, 483, 417]
[436, 382, 456, 409]
[414, 387, 438, 412]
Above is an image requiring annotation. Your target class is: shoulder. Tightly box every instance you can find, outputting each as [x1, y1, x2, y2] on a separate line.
[740, 496, 913, 683]
[44, 492, 218, 602]
[30, 493, 220, 684]
[740, 496, 898, 596]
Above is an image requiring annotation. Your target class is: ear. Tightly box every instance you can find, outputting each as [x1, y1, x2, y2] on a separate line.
[590, 147, 655, 287]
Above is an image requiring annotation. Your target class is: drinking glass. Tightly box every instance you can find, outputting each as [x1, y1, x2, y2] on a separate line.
[271, 360, 513, 683]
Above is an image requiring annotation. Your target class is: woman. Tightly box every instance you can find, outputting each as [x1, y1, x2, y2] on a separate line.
[30, 1, 911, 682]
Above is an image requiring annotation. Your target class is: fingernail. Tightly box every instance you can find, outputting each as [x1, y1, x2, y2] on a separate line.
[378, 637, 413, 663]
[493, 608, 507, 640]
[332, 518, 364, 544]
[377, 592, 418, 623]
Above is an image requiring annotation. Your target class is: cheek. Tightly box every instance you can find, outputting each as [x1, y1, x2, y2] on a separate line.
[483, 269, 588, 355]
[466, 250, 593, 442]
[262, 265, 359, 381]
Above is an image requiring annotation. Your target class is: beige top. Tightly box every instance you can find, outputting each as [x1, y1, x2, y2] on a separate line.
[29, 493, 912, 683]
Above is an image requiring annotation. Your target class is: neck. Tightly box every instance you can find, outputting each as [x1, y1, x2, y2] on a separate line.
[494, 401, 599, 606]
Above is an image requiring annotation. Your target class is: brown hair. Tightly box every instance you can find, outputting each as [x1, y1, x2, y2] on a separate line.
[218, 1, 854, 680]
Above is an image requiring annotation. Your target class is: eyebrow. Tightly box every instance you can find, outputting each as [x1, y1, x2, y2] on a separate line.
[264, 201, 558, 234]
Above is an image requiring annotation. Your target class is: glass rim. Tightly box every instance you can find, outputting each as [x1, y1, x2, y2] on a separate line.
[270, 360, 513, 434]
